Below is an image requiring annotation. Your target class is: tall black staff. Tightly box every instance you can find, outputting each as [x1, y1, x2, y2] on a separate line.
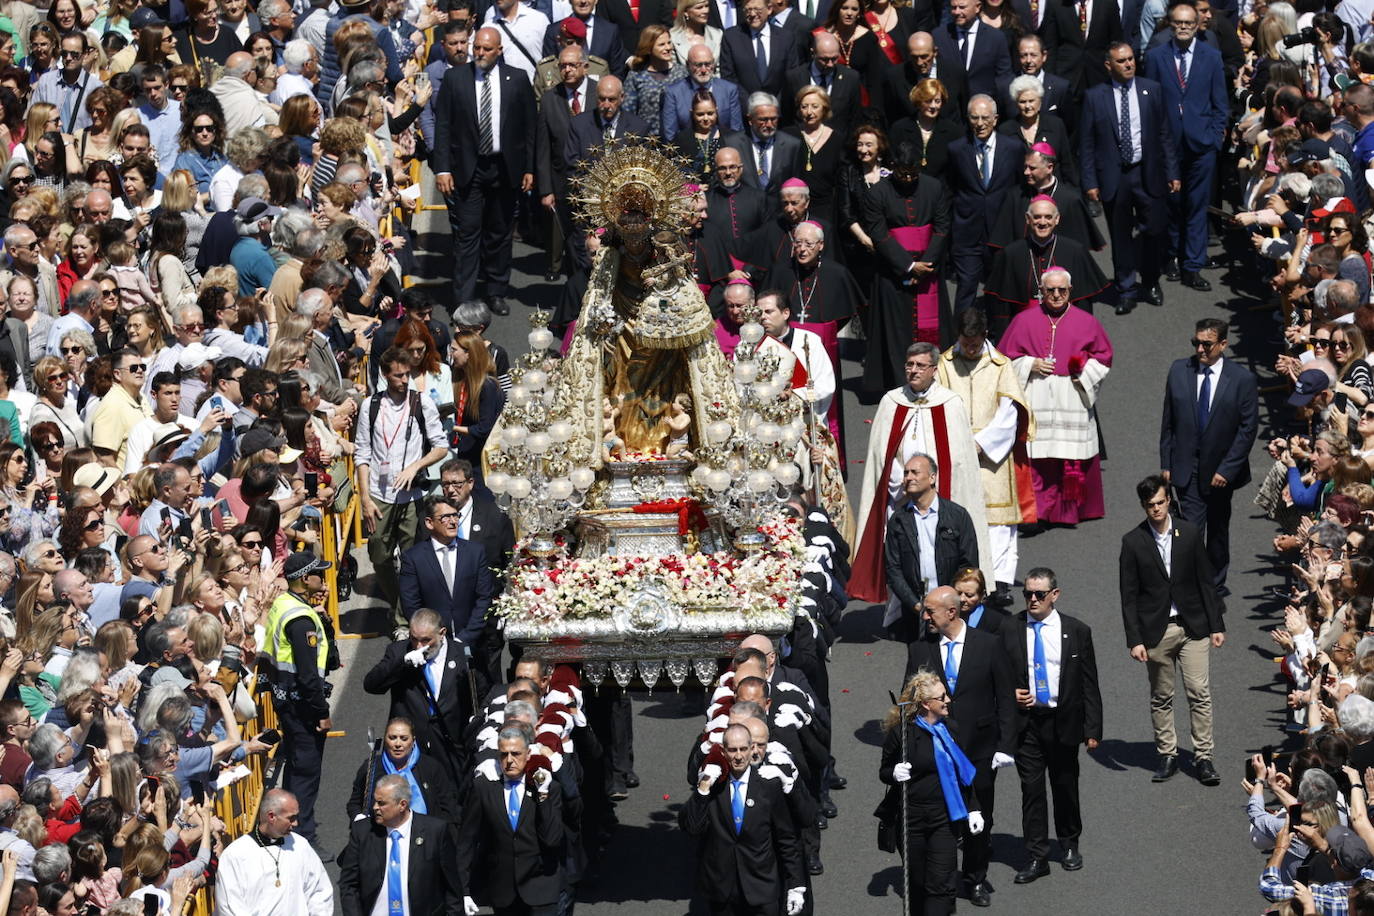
[897, 697, 915, 916]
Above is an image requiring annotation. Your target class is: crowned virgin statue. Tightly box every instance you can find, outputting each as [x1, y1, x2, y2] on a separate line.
[552, 141, 740, 463]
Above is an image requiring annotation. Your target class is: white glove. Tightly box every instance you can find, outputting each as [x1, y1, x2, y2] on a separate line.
[892, 762, 912, 783]
[463, 896, 479, 916]
[967, 811, 985, 835]
[786, 887, 806, 915]
[991, 752, 1015, 770]
[404, 648, 427, 667]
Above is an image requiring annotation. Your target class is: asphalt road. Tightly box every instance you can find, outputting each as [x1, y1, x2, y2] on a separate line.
[308, 210, 1292, 915]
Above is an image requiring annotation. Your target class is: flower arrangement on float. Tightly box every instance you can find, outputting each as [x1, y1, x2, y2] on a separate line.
[494, 513, 806, 625]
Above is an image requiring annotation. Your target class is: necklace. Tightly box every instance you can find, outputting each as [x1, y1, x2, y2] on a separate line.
[1026, 236, 1057, 304]
[254, 830, 283, 886]
[793, 264, 818, 321]
[1044, 304, 1068, 360]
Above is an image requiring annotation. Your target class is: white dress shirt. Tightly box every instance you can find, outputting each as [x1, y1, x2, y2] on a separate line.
[958, 19, 980, 67]
[1023, 609, 1063, 706]
[939, 620, 966, 680]
[910, 496, 940, 591]
[1113, 79, 1143, 163]
[750, 23, 772, 68]
[368, 815, 413, 916]
[432, 536, 459, 592]
[483, 3, 550, 83]
[474, 65, 504, 155]
[1151, 518, 1179, 618]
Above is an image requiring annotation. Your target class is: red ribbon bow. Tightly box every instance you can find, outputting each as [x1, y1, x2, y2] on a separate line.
[632, 498, 708, 536]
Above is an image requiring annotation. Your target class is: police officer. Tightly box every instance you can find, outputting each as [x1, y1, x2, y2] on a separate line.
[264, 551, 338, 859]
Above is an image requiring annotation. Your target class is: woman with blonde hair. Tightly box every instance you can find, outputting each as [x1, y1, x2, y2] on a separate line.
[450, 330, 503, 491]
[73, 86, 124, 167]
[312, 117, 366, 194]
[670, 0, 722, 64]
[275, 313, 312, 343]
[264, 337, 308, 375]
[159, 168, 208, 273]
[20, 103, 59, 164]
[880, 669, 982, 913]
[28, 355, 85, 447]
[625, 25, 686, 129]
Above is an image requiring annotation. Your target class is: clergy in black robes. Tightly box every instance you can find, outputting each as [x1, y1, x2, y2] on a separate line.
[982, 196, 1110, 337]
[992, 143, 1106, 250]
[743, 178, 837, 270]
[761, 219, 865, 460]
[858, 160, 951, 393]
[704, 146, 774, 263]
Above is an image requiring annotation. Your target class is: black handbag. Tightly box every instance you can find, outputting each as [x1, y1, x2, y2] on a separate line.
[874, 784, 900, 853]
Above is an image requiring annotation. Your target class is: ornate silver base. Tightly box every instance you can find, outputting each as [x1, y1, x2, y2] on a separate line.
[602, 458, 692, 508]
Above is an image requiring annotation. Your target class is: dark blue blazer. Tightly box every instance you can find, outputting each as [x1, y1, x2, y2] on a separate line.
[1078, 76, 1177, 199]
[945, 132, 1026, 244]
[398, 536, 495, 645]
[1141, 38, 1228, 154]
[541, 15, 628, 75]
[431, 62, 538, 186]
[660, 75, 744, 139]
[719, 24, 803, 97]
[563, 108, 652, 169]
[932, 19, 1013, 101]
[1159, 355, 1259, 492]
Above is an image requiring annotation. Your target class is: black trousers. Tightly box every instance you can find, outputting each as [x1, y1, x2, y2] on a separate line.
[448, 154, 517, 303]
[1102, 164, 1165, 299]
[584, 687, 634, 789]
[707, 886, 779, 916]
[903, 819, 958, 914]
[495, 903, 558, 916]
[960, 760, 998, 884]
[1177, 473, 1234, 588]
[1015, 711, 1082, 859]
[278, 699, 327, 842]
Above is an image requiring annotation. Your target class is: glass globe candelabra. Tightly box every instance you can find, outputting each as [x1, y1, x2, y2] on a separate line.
[485, 313, 597, 554]
[690, 306, 804, 544]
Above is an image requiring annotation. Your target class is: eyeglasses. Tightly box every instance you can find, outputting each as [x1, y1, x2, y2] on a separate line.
[61, 345, 84, 355]
[1190, 338, 1221, 349]
[1043, 287, 1070, 296]
[1313, 339, 1332, 348]
[37, 441, 61, 452]
[1022, 588, 1051, 600]
[434, 511, 460, 522]
[225, 563, 248, 575]
[192, 124, 216, 134]
[1335, 340, 1354, 350]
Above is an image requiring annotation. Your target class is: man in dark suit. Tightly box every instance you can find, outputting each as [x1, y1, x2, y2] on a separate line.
[884, 453, 981, 642]
[1042, 0, 1122, 92]
[458, 727, 565, 916]
[433, 27, 537, 316]
[1079, 42, 1177, 314]
[781, 32, 860, 134]
[996, 34, 1073, 129]
[537, 44, 599, 275]
[999, 566, 1102, 884]
[1119, 475, 1226, 788]
[682, 723, 808, 916]
[1159, 318, 1258, 595]
[723, 92, 804, 193]
[1144, 0, 1244, 84]
[905, 586, 1016, 908]
[542, 0, 628, 74]
[596, 0, 674, 49]
[439, 459, 517, 685]
[661, 44, 745, 139]
[338, 774, 465, 916]
[362, 608, 477, 782]
[1142, 1, 1226, 291]
[876, 31, 968, 127]
[945, 94, 1026, 313]
[768, 0, 815, 39]
[720, 0, 804, 97]
[563, 74, 652, 168]
[933, 0, 1013, 100]
[398, 495, 496, 645]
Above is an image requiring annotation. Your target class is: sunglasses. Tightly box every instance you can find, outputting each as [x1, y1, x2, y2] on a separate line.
[8, 175, 30, 184]
[83, 518, 101, 531]
[1313, 339, 1332, 348]
[170, 84, 188, 93]
[39, 548, 56, 558]
[45, 372, 69, 383]
[37, 441, 60, 452]
[118, 363, 146, 373]
[240, 539, 262, 549]
[1022, 589, 1051, 600]
[192, 124, 216, 134]
[61, 346, 84, 355]
[1190, 338, 1220, 349]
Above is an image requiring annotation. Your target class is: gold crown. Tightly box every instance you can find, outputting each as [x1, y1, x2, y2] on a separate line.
[569, 139, 696, 235]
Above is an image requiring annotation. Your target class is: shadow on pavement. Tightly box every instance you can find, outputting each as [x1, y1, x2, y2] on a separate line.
[1089, 738, 1160, 773]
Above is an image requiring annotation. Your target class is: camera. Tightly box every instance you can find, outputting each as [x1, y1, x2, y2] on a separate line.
[1282, 26, 1320, 47]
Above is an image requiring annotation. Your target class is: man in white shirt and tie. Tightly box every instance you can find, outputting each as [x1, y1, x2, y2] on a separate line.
[1000, 567, 1102, 885]
[399, 497, 496, 648]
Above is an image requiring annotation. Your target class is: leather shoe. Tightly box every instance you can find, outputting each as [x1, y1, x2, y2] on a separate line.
[624, 771, 641, 789]
[1115, 296, 1136, 316]
[1196, 758, 1221, 786]
[1014, 858, 1051, 884]
[820, 797, 838, 818]
[1164, 258, 1180, 281]
[488, 296, 511, 316]
[969, 881, 992, 907]
[1062, 848, 1084, 871]
[816, 812, 827, 830]
[807, 854, 824, 876]
[829, 772, 847, 790]
[608, 779, 628, 800]
[1141, 284, 1164, 306]
[1152, 754, 1178, 783]
[1180, 272, 1212, 292]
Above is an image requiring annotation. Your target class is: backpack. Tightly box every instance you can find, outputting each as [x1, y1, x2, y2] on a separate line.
[367, 389, 435, 490]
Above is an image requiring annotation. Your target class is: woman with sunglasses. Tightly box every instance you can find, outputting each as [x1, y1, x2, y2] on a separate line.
[1330, 324, 1374, 429]
[0, 442, 57, 552]
[171, 103, 227, 197]
[2, 158, 33, 207]
[23, 23, 57, 78]
[229, 523, 267, 573]
[72, 86, 122, 168]
[1322, 212, 1371, 303]
[27, 419, 65, 480]
[57, 329, 93, 399]
[29, 356, 85, 448]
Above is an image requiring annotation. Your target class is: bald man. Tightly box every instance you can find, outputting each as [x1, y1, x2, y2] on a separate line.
[210, 51, 280, 134]
[433, 26, 537, 314]
[563, 74, 651, 168]
[879, 33, 969, 127]
[782, 31, 861, 135]
[661, 43, 744, 139]
[904, 585, 1016, 906]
